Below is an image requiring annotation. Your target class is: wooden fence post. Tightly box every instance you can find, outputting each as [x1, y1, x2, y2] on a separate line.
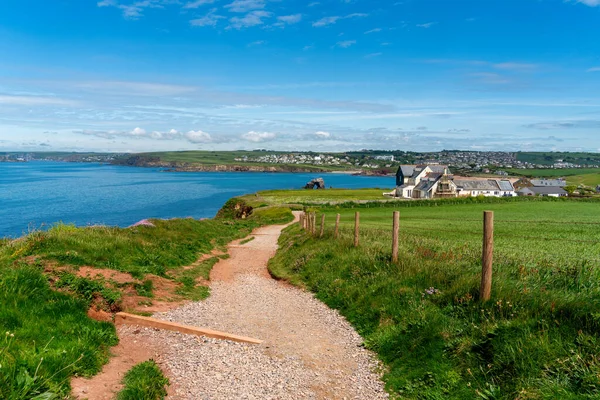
[311, 213, 316, 236]
[354, 212, 360, 247]
[334, 214, 341, 239]
[392, 211, 400, 263]
[300, 213, 305, 230]
[480, 211, 494, 301]
[320, 214, 325, 238]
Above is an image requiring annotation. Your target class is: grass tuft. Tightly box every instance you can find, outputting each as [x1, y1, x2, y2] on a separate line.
[117, 360, 169, 400]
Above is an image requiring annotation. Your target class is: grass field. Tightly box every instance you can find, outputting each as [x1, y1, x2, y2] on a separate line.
[507, 168, 600, 186]
[269, 198, 600, 398]
[516, 152, 600, 166]
[0, 204, 293, 398]
[240, 188, 396, 207]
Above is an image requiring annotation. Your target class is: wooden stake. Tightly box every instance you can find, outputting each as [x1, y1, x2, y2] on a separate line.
[354, 211, 360, 247]
[480, 211, 494, 301]
[300, 213, 305, 230]
[320, 214, 325, 238]
[334, 214, 341, 239]
[392, 211, 400, 263]
[312, 213, 317, 235]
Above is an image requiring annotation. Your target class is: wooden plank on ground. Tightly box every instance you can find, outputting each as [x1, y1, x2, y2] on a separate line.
[115, 312, 263, 344]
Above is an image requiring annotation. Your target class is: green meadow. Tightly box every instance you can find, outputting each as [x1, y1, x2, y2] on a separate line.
[507, 168, 600, 186]
[269, 197, 600, 399]
[0, 203, 293, 399]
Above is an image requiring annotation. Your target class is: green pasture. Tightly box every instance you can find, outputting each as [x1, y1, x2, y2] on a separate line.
[241, 188, 396, 207]
[270, 199, 600, 398]
[507, 168, 600, 186]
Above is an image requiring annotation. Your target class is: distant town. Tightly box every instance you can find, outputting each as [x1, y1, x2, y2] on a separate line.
[2, 150, 600, 176]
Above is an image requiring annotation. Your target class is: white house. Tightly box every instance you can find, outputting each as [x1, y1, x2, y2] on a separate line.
[455, 179, 516, 197]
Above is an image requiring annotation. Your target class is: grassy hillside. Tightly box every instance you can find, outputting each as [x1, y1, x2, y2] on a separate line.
[0, 203, 293, 398]
[240, 188, 396, 207]
[136, 150, 352, 171]
[269, 198, 600, 398]
[507, 168, 600, 186]
[516, 152, 600, 166]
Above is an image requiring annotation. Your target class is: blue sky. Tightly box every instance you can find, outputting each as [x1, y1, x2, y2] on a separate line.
[1, 0, 600, 153]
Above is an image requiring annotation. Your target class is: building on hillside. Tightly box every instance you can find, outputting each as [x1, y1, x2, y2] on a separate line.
[530, 179, 567, 187]
[395, 165, 452, 199]
[517, 186, 568, 197]
[393, 165, 518, 199]
[455, 179, 516, 197]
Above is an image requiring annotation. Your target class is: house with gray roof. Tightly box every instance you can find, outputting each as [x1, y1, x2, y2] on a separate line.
[395, 165, 453, 199]
[517, 186, 568, 197]
[455, 179, 516, 197]
[530, 179, 567, 187]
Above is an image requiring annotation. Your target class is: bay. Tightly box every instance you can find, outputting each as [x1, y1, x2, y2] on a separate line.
[0, 161, 394, 238]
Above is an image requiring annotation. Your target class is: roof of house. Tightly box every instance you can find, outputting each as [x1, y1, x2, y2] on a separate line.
[456, 180, 500, 191]
[414, 179, 437, 192]
[497, 180, 515, 191]
[399, 165, 416, 177]
[518, 186, 568, 195]
[531, 179, 567, 187]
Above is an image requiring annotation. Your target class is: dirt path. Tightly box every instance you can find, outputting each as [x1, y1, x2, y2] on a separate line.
[73, 214, 388, 399]
[150, 213, 388, 399]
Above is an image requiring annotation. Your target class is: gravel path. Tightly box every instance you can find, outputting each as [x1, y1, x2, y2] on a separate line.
[140, 215, 389, 399]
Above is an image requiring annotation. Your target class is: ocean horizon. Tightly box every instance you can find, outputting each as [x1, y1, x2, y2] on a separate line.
[0, 161, 394, 238]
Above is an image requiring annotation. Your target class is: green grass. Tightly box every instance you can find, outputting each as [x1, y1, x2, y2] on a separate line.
[0, 259, 118, 399]
[516, 152, 600, 166]
[0, 201, 293, 398]
[239, 236, 255, 245]
[117, 360, 169, 400]
[241, 188, 395, 207]
[507, 168, 600, 186]
[269, 199, 600, 399]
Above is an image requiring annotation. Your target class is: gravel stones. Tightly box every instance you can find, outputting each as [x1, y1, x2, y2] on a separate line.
[134, 218, 389, 399]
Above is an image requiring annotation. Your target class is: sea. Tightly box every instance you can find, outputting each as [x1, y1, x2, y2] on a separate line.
[0, 161, 394, 238]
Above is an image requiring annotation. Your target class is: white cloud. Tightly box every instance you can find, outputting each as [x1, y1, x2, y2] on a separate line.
[364, 28, 382, 34]
[0, 95, 79, 106]
[417, 22, 437, 28]
[575, 0, 600, 6]
[183, 0, 216, 8]
[241, 131, 276, 142]
[185, 130, 212, 143]
[248, 40, 266, 46]
[76, 81, 196, 96]
[314, 131, 331, 138]
[313, 13, 367, 27]
[191, 9, 226, 26]
[131, 127, 147, 136]
[229, 10, 271, 29]
[587, 67, 600, 72]
[493, 62, 537, 71]
[365, 52, 382, 58]
[313, 16, 341, 27]
[225, 0, 265, 13]
[275, 14, 302, 25]
[337, 40, 356, 48]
